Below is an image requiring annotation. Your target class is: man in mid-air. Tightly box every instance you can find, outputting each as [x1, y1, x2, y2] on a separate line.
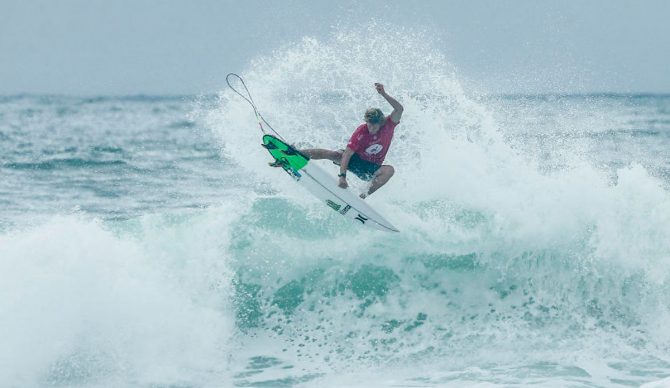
[301, 83, 403, 198]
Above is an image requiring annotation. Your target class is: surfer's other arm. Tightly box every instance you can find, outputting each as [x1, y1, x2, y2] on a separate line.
[338, 147, 355, 188]
[375, 83, 403, 123]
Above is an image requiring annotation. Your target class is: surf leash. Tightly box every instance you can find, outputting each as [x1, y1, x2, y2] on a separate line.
[225, 73, 286, 142]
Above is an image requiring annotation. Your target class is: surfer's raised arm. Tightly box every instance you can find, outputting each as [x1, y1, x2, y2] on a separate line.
[375, 83, 403, 124]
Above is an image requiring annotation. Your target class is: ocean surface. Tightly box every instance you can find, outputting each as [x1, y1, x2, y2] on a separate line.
[2, 30, 670, 387]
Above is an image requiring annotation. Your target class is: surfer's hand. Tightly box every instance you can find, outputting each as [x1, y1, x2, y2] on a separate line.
[375, 83, 385, 95]
[338, 176, 348, 188]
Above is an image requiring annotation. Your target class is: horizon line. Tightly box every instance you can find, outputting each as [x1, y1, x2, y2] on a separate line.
[2, 91, 670, 100]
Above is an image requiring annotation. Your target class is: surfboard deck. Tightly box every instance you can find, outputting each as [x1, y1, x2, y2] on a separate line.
[262, 135, 399, 232]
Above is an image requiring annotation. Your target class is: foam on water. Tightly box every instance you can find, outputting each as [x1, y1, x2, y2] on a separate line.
[0, 206, 239, 386]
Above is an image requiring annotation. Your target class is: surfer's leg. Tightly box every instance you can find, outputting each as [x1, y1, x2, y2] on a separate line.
[365, 165, 395, 196]
[301, 149, 342, 162]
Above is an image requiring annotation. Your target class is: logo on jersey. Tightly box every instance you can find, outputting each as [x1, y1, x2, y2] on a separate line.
[365, 144, 383, 155]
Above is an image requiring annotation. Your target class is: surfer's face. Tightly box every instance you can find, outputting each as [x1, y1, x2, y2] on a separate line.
[367, 122, 383, 134]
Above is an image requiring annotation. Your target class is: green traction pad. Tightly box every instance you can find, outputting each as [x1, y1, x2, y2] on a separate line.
[262, 135, 309, 172]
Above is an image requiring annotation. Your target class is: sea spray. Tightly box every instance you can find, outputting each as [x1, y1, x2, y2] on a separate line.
[205, 23, 670, 385]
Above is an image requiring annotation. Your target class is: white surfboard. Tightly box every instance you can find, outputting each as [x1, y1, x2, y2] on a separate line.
[263, 134, 399, 232]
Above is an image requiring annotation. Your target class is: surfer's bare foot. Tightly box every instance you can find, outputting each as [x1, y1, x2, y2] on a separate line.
[269, 160, 283, 167]
[360, 192, 368, 199]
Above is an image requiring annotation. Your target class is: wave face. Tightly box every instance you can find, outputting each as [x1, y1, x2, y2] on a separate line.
[3, 24, 670, 387]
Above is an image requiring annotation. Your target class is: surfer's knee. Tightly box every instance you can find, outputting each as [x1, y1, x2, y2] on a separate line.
[383, 165, 395, 177]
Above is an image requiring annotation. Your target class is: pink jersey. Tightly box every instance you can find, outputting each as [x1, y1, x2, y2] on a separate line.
[346, 116, 399, 164]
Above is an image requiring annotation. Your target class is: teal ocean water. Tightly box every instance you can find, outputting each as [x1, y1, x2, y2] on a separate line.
[2, 29, 670, 387]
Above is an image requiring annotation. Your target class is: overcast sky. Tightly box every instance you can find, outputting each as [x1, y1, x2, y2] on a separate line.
[1, 0, 668, 95]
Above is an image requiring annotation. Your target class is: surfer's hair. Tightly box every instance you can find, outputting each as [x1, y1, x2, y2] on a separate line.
[364, 108, 385, 124]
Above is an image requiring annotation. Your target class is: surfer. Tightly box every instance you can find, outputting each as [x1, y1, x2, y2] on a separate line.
[302, 83, 403, 198]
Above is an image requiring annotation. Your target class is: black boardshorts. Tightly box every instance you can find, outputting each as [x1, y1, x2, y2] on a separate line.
[347, 153, 381, 181]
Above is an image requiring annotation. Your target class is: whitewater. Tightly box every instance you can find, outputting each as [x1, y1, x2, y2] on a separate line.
[2, 26, 670, 387]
